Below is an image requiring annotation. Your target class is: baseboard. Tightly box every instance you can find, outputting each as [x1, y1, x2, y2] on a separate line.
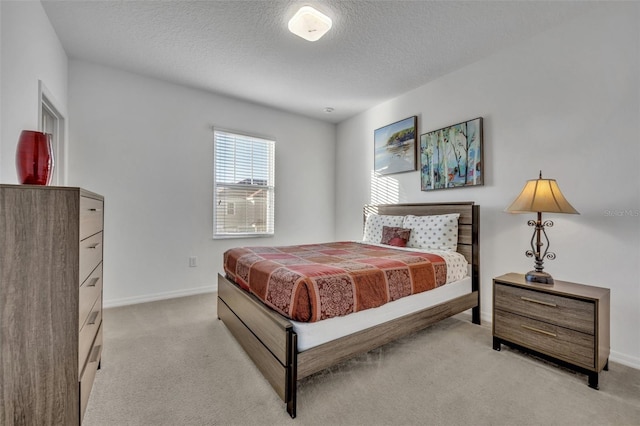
[609, 350, 640, 370]
[104, 284, 216, 308]
[481, 311, 492, 326]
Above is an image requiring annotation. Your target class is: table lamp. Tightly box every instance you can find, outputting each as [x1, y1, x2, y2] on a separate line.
[505, 171, 579, 284]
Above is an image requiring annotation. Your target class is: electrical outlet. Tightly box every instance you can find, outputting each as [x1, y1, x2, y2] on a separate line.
[189, 256, 198, 267]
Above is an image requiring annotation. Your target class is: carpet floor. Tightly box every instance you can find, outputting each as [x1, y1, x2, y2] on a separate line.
[83, 293, 640, 425]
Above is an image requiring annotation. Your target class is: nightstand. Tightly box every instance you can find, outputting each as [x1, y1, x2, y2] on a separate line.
[492, 273, 610, 389]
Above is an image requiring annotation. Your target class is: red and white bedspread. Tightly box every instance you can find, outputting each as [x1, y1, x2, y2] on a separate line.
[223, 241, 462, 323]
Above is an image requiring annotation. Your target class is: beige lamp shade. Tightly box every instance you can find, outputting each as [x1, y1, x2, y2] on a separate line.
[505, 174, 579, 214]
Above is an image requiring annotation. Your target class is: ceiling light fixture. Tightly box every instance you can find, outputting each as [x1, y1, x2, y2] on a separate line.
[288, 6, 332, 42]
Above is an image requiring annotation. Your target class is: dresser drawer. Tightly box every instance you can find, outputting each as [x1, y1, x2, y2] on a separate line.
[80, 322, 102, 421]
[80, 196, 104, 240]
[79, 298, 102, 372]
[494, 283, 595, 334]
[80, 263, 102, 330]
[80, 232, 103, 285]
[494, 309, 595, 369]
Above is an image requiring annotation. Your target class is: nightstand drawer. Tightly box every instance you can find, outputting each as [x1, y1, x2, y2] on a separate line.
[495, 283, 595, 334]
[494, 309, 595, 369]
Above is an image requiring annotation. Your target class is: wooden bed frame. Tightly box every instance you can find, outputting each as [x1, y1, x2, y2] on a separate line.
[217, 202, 480, 418]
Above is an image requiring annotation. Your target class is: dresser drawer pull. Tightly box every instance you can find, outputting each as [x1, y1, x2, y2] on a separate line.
[88, 208, 102, 212]
[87, 311, 100, 325]
[89, 345, 102, 363]
[87, 243, 102, 249]
[521, 296, 557, 307]
[521, 324, 557, 337]
[87, 277, 100, 287]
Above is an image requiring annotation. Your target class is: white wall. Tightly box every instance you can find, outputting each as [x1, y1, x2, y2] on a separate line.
[0, 2, 3, 158]
[0, 1, 68, 182]
[336, 3, 640, 368]
[68, 60, 336, 306]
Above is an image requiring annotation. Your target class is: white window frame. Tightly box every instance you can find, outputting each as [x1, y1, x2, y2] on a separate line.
[213, 128, 275, 239]
[38, 80, 66, 186]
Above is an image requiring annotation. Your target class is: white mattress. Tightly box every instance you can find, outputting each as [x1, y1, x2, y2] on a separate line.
[291, 274, 472, 352]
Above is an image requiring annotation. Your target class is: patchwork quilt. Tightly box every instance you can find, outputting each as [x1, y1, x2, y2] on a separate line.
[223, 241, 448, 322]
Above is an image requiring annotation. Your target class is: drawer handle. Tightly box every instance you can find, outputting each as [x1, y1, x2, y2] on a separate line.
[521, 324, 557, 337]
[88, 311, 99, 325]
[88, 208, 102, 212]
[87, 277, 100, 287]
[521, 296, 557, 307]
[87, 243, 102, 249]
[89, 345, 102, 363]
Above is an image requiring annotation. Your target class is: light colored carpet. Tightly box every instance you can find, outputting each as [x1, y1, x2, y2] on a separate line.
[83, 293, 640, 426]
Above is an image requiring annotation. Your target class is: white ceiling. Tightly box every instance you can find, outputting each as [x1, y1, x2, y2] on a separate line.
[42, 1, 597, 123]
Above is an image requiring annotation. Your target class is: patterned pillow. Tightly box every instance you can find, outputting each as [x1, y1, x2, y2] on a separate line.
[363, 214, 404, 243]
[380, 226, 411, 247]
[402, 213, 460, 251]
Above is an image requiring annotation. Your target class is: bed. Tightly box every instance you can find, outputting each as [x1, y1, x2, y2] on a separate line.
[217, 202, 480, 418]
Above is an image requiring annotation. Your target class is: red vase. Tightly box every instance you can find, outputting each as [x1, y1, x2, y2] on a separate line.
[16, 130, 54, 185]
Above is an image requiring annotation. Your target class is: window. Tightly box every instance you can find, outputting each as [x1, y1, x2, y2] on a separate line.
[213, 129, 275, 238]
[39, 80, 65, 185]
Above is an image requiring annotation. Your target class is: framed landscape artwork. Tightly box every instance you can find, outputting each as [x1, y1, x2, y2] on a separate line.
[420, 117, 483, 191]
[374, 116, 417, 175]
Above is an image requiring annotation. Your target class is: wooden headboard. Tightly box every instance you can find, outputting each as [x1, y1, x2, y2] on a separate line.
[363, 202, 480, 322]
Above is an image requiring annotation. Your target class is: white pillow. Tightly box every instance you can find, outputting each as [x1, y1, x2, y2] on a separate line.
[363, 214, 404, 243]
[402, 213, 460, 251]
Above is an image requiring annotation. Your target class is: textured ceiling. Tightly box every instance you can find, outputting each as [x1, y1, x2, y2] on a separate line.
[42, 1, 596, 123]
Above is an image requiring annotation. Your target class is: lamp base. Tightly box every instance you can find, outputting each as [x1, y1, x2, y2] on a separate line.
[525, 270, 554, 284]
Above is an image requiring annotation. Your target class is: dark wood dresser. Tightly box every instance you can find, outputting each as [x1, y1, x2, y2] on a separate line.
[493, 273, 610, 389]
[0, 184, 104, 424]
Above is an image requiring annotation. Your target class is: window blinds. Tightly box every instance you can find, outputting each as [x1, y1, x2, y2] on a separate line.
[213, 130, 275, 237]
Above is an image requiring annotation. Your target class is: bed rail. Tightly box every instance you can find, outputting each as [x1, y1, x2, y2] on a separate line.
[217, 274, 297, 416]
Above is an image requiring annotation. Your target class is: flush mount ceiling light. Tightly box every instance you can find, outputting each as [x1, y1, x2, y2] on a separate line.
[288, 6, 332, 42]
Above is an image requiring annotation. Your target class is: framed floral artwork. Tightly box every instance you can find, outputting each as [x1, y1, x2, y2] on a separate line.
[420, 117, 483, 191]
